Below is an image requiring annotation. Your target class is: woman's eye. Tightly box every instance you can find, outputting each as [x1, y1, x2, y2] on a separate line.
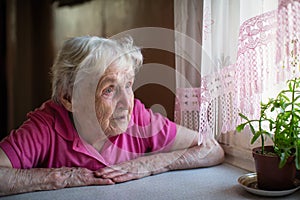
[102, 87, 114, 96]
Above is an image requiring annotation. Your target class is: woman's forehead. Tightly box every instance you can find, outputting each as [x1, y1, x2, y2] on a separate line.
[103, 64, 134, 77]
[97, 65, 135, 86]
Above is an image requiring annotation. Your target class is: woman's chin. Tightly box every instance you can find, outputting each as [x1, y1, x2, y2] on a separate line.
[106, 127, 128, 137]
[114, 121, 129, 132]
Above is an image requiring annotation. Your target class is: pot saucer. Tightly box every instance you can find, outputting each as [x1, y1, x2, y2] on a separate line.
[238, 173, 300, 197]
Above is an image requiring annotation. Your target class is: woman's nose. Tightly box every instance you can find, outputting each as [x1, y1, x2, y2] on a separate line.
[117, 88, 132, 108]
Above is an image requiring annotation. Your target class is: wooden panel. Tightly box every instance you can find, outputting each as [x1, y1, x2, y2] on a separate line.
[0, 0, 7, 139]
[5, 0, 53, 133]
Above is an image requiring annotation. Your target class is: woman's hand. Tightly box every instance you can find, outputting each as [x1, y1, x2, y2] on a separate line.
[47, 167, 115, 189]
[95, 136, 224, 184]
[95, 155, 171, 183]
[0, 167, 114, 196]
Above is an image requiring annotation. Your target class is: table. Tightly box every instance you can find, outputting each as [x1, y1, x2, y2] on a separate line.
[1, 163, 299, 200]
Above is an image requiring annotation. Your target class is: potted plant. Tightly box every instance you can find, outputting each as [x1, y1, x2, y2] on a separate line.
[236, 76, 300, 191]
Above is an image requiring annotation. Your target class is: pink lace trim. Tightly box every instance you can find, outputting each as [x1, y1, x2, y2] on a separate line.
[175, 2, 298, 136]
[276, 0, 300, 78]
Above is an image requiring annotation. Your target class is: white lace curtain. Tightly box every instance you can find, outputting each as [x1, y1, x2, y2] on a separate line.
[174, 0, 300, 142]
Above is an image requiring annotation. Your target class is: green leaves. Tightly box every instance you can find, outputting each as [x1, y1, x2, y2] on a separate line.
[251, 131, 263, 144]
[279, 151, 289, 168]
[236, 123, 246, 132]
[236, 77, 300, 170]
[238, 113, 249, 121]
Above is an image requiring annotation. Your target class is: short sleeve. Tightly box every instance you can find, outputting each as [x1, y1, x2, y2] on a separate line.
[0, 115, 50, 169]
[131, 99, 177, 153]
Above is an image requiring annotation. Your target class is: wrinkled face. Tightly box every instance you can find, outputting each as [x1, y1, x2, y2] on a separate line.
[95, 65, 135, 138]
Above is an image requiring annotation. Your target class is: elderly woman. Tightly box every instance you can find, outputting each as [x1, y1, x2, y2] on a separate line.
[0, 36, 224, 196]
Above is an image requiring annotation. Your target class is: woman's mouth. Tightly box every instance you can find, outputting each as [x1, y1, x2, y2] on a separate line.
[112, 115, 128, 122]
[113, 116, 126, 120]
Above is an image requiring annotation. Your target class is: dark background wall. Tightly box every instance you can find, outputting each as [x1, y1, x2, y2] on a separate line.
[2, 0, 54, 140]
[1, 0, 175, 140]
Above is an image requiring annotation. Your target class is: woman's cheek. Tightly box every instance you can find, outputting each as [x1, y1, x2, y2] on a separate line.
[95, 99, 113, 132]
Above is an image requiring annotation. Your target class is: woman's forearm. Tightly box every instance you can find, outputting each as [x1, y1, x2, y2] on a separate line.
[166, 141, 225, 171]
[0, 167, 64, 196]
[97, 139, 225, 183]
[0, 167, 114, 196]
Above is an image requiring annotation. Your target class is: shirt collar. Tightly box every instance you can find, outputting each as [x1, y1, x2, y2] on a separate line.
[50, 101, 76, 141]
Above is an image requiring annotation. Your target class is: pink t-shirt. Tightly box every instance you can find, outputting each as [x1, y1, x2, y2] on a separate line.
[0, 99, 176, 170]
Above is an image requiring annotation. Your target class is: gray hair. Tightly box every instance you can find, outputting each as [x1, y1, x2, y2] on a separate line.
[51, 36, 143, 104]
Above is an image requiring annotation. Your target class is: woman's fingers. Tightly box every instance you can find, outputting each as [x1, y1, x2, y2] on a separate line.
[91, 177, 115, 185]
[101, 169, 128, 179]
[94, 161, 150, 183]
[94, 166, 122, 177]
[64, 167, 115, 187]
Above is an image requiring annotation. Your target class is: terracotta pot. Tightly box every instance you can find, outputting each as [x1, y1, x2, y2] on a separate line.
[252, 146, 296, 191]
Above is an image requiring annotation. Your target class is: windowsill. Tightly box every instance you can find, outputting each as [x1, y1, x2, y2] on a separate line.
[222, 144, 255, 172]
[218, 130, 273, 172]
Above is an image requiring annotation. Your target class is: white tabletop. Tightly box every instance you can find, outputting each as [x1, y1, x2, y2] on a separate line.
[1, 163, 299, 200]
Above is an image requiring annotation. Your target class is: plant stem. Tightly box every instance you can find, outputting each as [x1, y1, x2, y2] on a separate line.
[289, 78, 296, 140]
[259, 116, 265, 154]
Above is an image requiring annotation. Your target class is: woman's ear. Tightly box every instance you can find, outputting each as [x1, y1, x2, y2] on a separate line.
[60, 94, 73, 112]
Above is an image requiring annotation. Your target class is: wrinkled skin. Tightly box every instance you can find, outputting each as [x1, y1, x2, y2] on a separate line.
[95, 136, 224, 183]
[94, 65, 135, 139]
[0, 165, 114, 196]
[73, 65, 135, 150]
[0, 131, 224, 196]
[0, 64, 224, 196]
